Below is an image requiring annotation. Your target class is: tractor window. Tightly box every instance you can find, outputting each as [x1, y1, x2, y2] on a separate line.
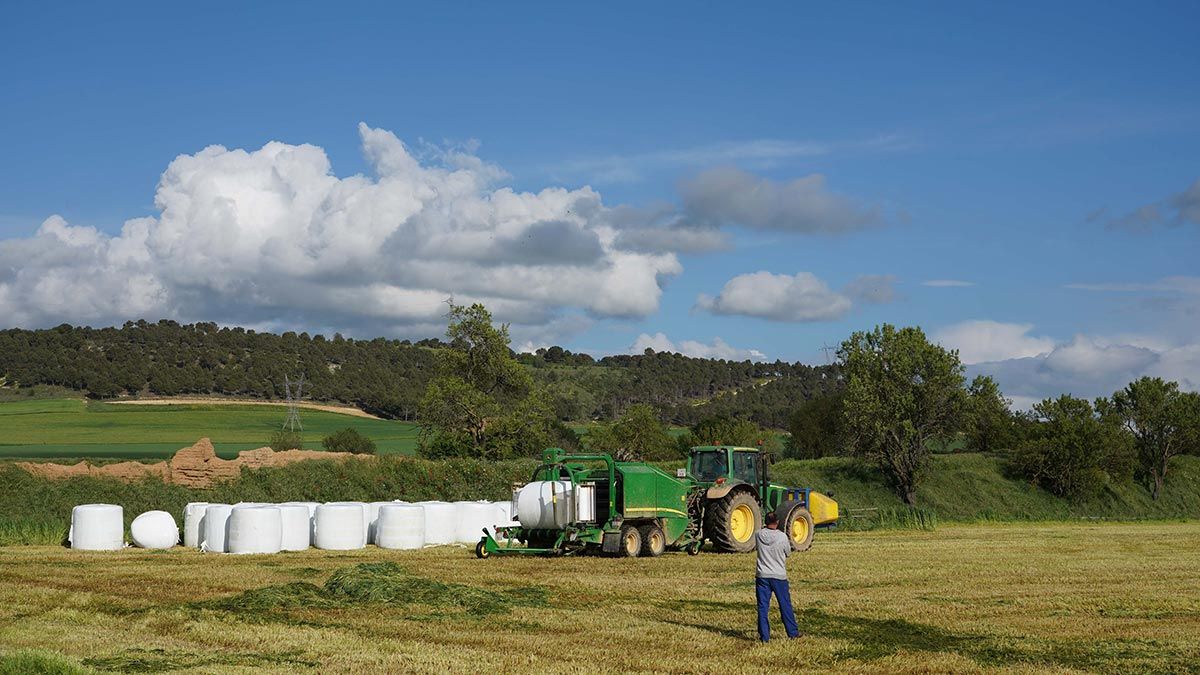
[692, 451, 728, 481]
[733, 452, 758, 483]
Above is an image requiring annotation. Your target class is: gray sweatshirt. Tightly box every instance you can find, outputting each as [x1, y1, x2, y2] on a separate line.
[755, 527, 791, 580]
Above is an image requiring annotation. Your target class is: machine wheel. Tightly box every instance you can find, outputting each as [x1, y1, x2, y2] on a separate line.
[704, 490, 761, 553]
[619, 523, 642, 557]
[638, 524, 666, 557]
[783, 506, 815, 552]
[475, 540, 490, 559]
[686, 541, 701, 556]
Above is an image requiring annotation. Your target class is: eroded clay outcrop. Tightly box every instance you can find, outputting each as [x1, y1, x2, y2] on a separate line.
[16, 438, 362, 488]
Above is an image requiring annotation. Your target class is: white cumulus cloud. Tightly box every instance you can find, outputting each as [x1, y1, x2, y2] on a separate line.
[695, 271, 897, 322]
[0, 124, 684, 335]
[630, 332, 766, 361]
[933, 320, 1056, 364]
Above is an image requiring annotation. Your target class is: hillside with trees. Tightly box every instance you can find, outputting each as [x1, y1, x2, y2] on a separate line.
[0, 321, 839, 426]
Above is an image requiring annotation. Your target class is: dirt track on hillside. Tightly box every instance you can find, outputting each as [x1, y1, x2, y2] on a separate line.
[106, 397, 380, 419]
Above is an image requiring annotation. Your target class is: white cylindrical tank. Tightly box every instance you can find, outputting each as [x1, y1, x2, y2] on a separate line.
[182, 502, 209, 548]
[277, 504, 312, 551]
[70, 504, 123, 551]
[314, 503, 366, 550]
[516, 481, 574, 529]
[367, 501, 393, 544]
[130, 510, 178, 549]
[415, 501, 457, 546]
[375, 504, 425, 550]
[227, 505, 283, 554]
[454, 501, 495, 544]
[202, 504, 234, 553]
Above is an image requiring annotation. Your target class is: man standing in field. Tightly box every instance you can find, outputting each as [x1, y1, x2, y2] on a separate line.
[755, 512, 799, 642]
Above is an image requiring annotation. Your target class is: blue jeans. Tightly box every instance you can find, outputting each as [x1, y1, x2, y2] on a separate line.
[755, 576, 799, 642]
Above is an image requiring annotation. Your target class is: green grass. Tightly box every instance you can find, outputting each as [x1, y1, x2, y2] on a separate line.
[1, 523, 1198, 673]
[0, 398, 420, 460]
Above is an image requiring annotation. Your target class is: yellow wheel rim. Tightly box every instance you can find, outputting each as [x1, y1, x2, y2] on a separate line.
[730, 504, 755, 542]
[791, 517, 809, 544]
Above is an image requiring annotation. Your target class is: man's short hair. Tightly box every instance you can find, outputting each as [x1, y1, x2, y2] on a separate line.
[764, 512, 779, 526]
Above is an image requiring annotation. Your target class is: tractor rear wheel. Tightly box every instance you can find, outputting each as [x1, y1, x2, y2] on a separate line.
[783, 506, 814, 552]
[618, 523, 642, 557]
[704, 490, 761, 553]
[638, 524, 666, 557]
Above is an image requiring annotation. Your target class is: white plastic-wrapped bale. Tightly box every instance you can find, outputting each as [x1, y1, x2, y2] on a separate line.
[324, 501, 369, 546]
[375, 504, 425, 550]
[202, 504, 234, 553]
[182, 502, 209, 548]
[314, 503, 366, 550]
[280, 501, 320, 540]
[516, 480, 574, 529]
[277, 504, 312, 551]
[454, 501, 495, 544]
[366, 501, 393, 544]
[70, 504, 123, 551]
[415, 501, 457, 546]
[227, 505, 283, 554]
[492, 501, 515, 542]
[130, 510, 178, 549]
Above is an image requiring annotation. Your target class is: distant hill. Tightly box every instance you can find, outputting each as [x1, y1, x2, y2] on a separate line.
[0, 321, 840, 426]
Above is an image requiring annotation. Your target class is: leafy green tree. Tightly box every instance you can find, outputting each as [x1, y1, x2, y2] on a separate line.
[1009, 395, 1129, 499]
[417, 302, 558, 459]
[585, 404, 678, 461]
[678, 415, 781, 456]
[321, 427, 377, 455]
[268, 429, 303, 451]
[786, 392, 846, 459]
[964, 375, 1016, 453]
[839, 324, 966, 505]
[1108, 377, 1195, 500]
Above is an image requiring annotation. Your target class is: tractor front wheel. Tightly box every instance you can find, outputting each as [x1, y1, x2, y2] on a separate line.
[783, 506, 815, 552]
[704, 490, 761, 553]
[619, 523, 642, 557]
[639, 524, 666, 557]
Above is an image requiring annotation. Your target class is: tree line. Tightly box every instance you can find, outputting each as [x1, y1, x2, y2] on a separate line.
[0, 320, 837, 425]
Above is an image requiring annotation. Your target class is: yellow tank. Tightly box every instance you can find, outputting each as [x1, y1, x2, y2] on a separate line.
[807, 491, 838, 525]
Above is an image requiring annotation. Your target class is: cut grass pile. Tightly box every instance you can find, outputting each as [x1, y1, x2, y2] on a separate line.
[0, 522, 1197, 673]
[0, 398, 419, 460]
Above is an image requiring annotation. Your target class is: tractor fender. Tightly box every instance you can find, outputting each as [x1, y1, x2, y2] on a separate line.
[706, 481, 753, 500]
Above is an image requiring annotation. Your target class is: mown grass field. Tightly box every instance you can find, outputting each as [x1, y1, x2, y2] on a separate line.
[0, 399, 420, 460]
[0, 522, 1197, 674]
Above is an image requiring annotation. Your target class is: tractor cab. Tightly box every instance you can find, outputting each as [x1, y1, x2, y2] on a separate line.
[687, 445, 769, 494]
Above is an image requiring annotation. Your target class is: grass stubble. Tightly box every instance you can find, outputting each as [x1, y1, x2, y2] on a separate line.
[0, 522, 1198, 673]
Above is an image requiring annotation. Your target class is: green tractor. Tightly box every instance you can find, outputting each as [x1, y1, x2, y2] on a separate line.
[689, 445, 838, 553]
[476, 446, 837, 557]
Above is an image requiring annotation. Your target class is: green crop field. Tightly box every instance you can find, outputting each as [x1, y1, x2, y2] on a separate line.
[0, 522, 1197, 673]
[0, 399, 420, 460]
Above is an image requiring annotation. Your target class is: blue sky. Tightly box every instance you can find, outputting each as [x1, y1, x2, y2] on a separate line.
[1, 2, 1198, 405]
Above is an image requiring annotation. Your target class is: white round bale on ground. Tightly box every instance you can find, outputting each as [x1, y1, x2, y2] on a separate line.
[277, 504, 311, 551]
[202, 504, 234, 553]
[324, 501, 369, 546]
[454, 501, 495, 544]
[182, 502, 209, 548]
[314, 503, 366, 550]
[280, 501, 320, 540]
[516, 480, 574, 529]
[227, 505, 283, 554]
[492, 501, 514, 542]
[70, 504, 124, 551]
[375, 504, 425, 550]
[415, 501, 457, 546]
[367, 501, 393, 544]
[130, 510, 178, 549]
